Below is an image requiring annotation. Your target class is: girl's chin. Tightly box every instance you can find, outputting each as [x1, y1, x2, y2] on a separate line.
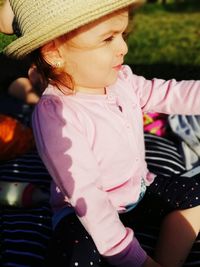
[109, 73, 119, 85]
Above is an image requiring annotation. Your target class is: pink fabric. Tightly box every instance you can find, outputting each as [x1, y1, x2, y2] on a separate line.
[32, 65, 200, 266]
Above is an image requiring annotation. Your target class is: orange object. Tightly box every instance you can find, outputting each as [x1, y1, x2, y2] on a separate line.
[0, 114, 35, 161]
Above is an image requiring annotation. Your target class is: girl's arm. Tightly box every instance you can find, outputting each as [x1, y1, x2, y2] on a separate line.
[32, 95, 147, 267]
[122, 65, 200, 115]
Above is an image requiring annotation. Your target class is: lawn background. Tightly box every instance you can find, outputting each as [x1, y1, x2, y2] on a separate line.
[126, 0, 200, 80]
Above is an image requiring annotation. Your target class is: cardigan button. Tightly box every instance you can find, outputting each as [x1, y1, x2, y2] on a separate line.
[107, 93, 116, 104]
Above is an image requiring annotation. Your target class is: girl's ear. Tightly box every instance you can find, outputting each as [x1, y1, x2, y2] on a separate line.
[41, 40, 63, 67]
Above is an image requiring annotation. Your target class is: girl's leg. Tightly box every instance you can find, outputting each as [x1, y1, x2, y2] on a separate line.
[45, 213, 103, 267]
[149, 175, 200, 267]
[155, 206, 200, 267]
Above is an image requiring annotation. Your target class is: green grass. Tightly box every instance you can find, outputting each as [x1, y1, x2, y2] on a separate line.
[125, 3, 200, 66]
[0, 33, 16, 52]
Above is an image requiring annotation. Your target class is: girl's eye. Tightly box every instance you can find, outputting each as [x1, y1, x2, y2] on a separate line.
[104, 36, 114, 43]
[103, 31, 129, 43]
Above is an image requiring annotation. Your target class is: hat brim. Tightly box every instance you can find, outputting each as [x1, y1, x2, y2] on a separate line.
[4, 0, 142, 58]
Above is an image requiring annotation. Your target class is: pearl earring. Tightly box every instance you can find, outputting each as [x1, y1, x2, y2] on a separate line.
[53, 61, 62, 68]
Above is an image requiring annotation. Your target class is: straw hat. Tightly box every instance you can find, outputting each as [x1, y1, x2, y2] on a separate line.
[4, 0, 142, 58]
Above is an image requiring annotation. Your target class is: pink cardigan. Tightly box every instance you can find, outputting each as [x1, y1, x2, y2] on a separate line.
[32, 65, 200, 266]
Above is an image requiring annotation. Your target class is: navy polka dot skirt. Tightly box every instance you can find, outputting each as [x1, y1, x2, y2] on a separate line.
[45, 172, 200, 267]
[148, 174, 200, 210]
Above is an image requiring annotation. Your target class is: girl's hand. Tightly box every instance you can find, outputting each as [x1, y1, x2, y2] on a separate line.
[142, 256, 162, 267]
[0, 0, 14, 34]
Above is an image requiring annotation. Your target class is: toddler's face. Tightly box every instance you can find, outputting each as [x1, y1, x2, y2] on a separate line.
[58, 9, 129, 94]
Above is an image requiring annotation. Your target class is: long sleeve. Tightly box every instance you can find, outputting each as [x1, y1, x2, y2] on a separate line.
[32, 95, 147, 267]
[123, 66, 200, 115]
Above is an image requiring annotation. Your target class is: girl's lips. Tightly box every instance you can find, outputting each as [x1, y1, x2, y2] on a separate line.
[113, 64, 122, 71]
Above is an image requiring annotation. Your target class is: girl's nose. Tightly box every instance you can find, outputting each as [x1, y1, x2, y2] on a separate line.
[116, 36, 128, 57]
